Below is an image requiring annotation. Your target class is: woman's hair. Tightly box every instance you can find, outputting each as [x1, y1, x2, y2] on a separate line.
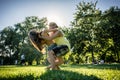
[28, 29, 44, 52]
[49, 22, 58, 28]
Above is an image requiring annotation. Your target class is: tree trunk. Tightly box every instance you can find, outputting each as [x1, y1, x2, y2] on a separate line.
[116, 52, 120, 63]
[28, 61, 32, 65]
[114, 46, 119, 63]
[91, 46, 95, 64]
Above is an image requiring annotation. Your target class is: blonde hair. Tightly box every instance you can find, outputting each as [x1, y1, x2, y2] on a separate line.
[49, 22, 58, 28]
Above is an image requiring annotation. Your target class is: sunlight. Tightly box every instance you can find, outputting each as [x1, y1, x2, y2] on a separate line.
[45, 11, 66, 27]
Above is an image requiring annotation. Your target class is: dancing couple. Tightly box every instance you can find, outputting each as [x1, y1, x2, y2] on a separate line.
[29, 22, 70, 70]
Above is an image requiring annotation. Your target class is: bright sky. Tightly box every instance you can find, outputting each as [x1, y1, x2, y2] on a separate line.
[0, 0, 120, 30]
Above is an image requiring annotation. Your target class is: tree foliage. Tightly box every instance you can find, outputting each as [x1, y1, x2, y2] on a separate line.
[65, 1, 120, 64]
[0, 1, 120, 65]
[0, 16, 47, 65]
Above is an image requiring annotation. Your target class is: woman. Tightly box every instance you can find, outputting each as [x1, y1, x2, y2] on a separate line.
[28, 29, 63, 70]
[39, 22, 70, 70]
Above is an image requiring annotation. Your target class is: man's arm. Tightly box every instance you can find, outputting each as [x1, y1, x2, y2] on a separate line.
[44, 28, 59, 32]
[39, 30, 61, 40]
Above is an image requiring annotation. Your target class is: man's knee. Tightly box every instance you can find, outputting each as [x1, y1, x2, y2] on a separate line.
[49, 50, 55, 55]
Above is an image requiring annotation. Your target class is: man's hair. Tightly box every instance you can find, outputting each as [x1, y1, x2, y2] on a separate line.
[28, 29, 44, 52]
[49, 22, 58, 28]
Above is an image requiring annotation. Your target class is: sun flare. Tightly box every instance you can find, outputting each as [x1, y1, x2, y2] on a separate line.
[45, 12, 66, 27]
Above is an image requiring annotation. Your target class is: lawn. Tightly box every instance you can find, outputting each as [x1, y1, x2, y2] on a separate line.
[0, 64, 120, 80]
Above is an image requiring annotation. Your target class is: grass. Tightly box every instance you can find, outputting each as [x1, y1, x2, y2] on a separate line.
[0, 64, 120, 80]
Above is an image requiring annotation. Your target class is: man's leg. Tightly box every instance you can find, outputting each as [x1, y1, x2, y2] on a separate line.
[47, 50, 58, 70]
[47, 56, 63, 70]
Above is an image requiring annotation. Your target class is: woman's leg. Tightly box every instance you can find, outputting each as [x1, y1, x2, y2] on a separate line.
[55, 57, 64, 65]
[55, 57, 64, 69]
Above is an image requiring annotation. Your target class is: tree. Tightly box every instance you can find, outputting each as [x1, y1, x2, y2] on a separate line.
[100, 7, 120, 62]
[70, 1, 101, 63]
[0, 26, 21, 64]
[14, 16, 48, 65]
[0, 16, 48, 65]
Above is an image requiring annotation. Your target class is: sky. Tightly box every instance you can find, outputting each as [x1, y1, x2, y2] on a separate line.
[0, 0, 120, 30]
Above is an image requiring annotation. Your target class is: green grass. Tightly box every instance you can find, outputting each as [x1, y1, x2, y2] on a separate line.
[0, 64, 120, 80]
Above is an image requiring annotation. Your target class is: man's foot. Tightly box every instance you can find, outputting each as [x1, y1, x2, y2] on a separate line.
[45, 65, 52, 70]
[56, 66, 61, 70]
[51, 65, 60, 70]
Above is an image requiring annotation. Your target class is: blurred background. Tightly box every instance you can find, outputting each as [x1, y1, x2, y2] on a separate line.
[0, 0, 120, 65]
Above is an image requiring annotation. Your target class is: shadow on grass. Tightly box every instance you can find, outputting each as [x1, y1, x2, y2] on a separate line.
[0, 70, 101, 80]
[39, 70, 101, 80]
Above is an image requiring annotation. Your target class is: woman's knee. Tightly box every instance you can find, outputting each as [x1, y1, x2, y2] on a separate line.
[55, 57, 64, 65]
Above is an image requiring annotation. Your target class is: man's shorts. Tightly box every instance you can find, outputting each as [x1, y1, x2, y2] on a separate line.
[48, 43, 69, 56]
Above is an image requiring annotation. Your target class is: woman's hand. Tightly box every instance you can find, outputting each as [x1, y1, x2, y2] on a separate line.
[43, 29, 48, 33]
